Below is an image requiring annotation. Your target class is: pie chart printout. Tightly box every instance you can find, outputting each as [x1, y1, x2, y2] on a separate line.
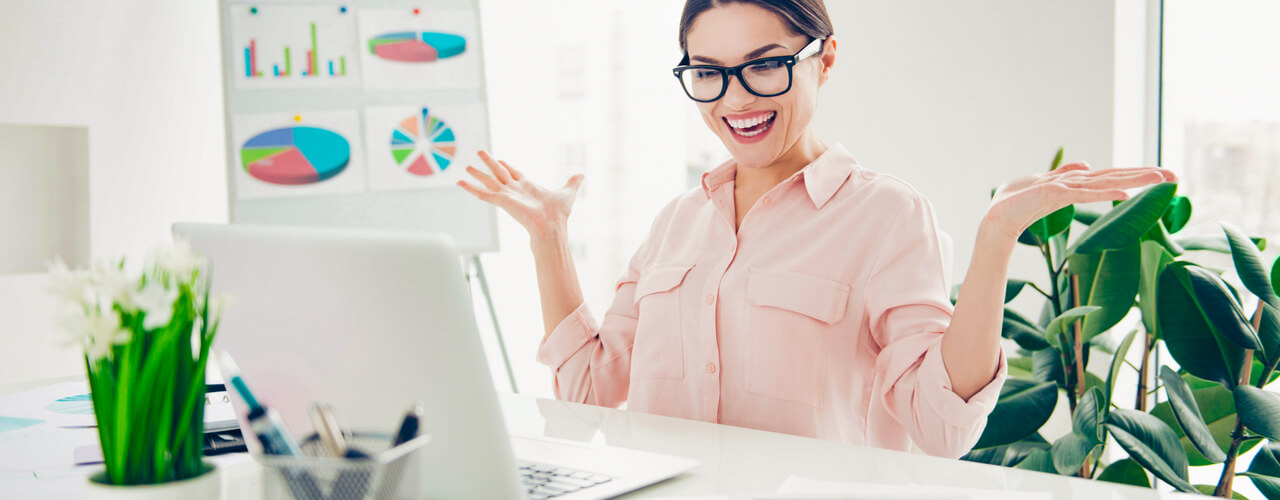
[391, 107, 457, 176]
[46, 394, 94, 415]
[368, 31, 467, 63]
[240, 126, 351, 185]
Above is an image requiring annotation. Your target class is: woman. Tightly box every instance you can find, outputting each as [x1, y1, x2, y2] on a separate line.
[458, 0, 1175, 458]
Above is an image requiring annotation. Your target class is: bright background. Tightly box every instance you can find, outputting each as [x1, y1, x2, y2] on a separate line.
[1, 0, 1278, 494]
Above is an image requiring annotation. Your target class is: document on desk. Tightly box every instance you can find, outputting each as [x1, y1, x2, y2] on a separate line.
[772, 475, 1051, 500]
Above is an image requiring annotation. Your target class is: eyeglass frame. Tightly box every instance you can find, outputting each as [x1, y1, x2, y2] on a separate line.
[671, 37, 826, 103]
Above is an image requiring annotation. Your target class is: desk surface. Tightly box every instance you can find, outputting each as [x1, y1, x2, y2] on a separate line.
[1, 384, 1192, 500]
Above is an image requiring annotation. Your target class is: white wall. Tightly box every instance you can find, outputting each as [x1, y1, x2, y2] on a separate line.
[0, 125, 90, 275]
[0, 0, 227, 385]
[815, 0, 1124, 295]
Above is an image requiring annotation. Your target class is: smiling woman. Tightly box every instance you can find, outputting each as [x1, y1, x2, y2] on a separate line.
[457, 0, 1177, 459]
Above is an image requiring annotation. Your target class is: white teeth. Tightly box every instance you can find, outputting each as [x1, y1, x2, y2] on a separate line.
[727, 112, 775, 130]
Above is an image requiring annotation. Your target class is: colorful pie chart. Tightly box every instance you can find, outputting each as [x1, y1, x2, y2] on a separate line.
[368, 31, 467, 63]
[391, 107, 456, 176]
[240, 126, 351, 185]
[45, 394, 94, 415]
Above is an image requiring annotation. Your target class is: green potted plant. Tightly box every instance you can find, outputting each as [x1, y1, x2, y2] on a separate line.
[961, 148, 1280, 498]
[49, 241, 225, 499]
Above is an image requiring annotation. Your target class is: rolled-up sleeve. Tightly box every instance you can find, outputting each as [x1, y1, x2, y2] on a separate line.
[866, 189, 1007, 459]
[535, 277, 638, 408]
[535, 201, 677, 408]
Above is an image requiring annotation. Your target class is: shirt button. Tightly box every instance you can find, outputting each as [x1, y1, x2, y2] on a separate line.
[762, 197, 772, 206]
[705, 294, 716, 305]
[706, 363, 717, 374]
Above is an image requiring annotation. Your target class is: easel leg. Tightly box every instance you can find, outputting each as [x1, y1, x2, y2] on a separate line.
[472, 255, 519, 394]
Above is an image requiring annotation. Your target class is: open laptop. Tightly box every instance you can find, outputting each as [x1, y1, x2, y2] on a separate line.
[173, 223, 698, 499]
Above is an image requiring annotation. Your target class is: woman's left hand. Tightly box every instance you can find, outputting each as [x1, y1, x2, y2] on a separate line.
[984, 162, 1179, 241]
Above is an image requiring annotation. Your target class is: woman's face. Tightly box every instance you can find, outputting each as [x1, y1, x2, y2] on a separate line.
[684, 3, 832, 170]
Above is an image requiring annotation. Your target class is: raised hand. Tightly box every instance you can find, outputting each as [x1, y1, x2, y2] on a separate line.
[456, 150, 585, 237]
[985, 162, 1179, 241]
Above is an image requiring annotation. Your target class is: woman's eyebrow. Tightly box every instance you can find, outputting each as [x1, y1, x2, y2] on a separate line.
[689, 43, 788, 64]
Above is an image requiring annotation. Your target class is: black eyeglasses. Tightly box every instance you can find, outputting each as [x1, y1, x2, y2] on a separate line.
[672, 38, 825, 103]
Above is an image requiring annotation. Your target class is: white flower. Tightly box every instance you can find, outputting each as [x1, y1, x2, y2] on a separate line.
[60, 308, 131, 361]
[48, 257, 92, 307]
[150, 239, 207, 280]
[88, 259, 138, 309]
[134, 281, 179, 330]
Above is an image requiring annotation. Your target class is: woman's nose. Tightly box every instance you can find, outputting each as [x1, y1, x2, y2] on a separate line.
[721, 74, 757, 109]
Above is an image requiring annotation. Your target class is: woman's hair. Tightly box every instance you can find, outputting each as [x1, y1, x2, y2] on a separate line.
[678, 0, 834, 54]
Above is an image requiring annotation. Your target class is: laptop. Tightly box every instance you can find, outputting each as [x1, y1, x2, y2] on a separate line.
[173, 223, 698, 499]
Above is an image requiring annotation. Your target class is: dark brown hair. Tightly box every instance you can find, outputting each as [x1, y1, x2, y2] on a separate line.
[678, 0, 834, 54]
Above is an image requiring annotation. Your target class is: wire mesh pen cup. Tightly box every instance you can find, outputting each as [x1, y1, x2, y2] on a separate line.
[257, 433, 432, 500]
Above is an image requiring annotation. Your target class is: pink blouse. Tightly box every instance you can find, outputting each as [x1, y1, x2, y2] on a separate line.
[536, 144, 1007, 458]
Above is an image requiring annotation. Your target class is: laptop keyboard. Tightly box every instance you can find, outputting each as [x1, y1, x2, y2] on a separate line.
[517, 461, 614, 499]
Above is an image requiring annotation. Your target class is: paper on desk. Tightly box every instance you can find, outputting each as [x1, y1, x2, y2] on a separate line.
[0, 381, 238, 430]
[0, 416, 43, 435]
[773, 475, 1051, 500]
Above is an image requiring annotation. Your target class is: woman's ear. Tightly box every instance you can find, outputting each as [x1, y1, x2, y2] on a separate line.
[818, 36, 837, 85]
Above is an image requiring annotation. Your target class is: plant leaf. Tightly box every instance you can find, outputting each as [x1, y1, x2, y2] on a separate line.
[1020, 205, 1076, 246]
[1097, 458, 1151, 488]
[1003, 308, 1050, 351]
[1143, 220, 1187, 257]
[1186, 265, 1264, 351]
[1246, 442, 1280, 500]
[1108, 329, 1139, 400]
[1177, 234, 1267, 254]
[1074, 207, 1104, 226]
[1045, 306, 1102, 350]
[1262, 303, 1280, 366]
[1159, 263, 1246, 387]
[1104, 409, 1195, 493]
[1051, 432, 1095, 477]
[962, 434, 1050, 467]
[1159, 366, 1227, 463]
[972, 379, 1059, 449]
[1014, 449, 1059, 474]
[1050, 146, 1065, 170]
[1069, 245, 1140, 342]
[1235, 386, 1280, 441]
[1139, 240, 1174, 336]
[1008, 357, 1034, 379]
[1033, 347, 1064, 386]
[1162, 196, 1192, 234]
[1074, 387, 1108, 445]
[1005, 279, 1029, 303]
[1224, 222, 1280, 309]
[1068, 183, 1177, 255]
[1273, 254, 1280, 297]
[1151, 374, 1260, 467]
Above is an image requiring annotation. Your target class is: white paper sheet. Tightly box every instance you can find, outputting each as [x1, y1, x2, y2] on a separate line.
[356, 7, 482, 89]
[228, 3, 362, 89]
[361, 102, 489, 192]
[230, 109, 368, 200]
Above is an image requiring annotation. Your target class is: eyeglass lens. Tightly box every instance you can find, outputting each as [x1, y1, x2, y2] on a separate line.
[680, 59, 790, 101]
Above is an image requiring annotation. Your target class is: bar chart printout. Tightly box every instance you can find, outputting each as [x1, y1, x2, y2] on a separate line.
[230, 4, 361, 89]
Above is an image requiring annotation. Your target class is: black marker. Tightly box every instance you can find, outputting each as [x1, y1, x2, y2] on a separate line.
[392, 402, 425, 447]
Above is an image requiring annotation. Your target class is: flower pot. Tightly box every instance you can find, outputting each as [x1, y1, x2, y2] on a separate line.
[84, 463, 219, 500]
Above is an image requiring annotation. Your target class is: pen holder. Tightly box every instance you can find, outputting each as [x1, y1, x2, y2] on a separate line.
[256, 433, 432, 500]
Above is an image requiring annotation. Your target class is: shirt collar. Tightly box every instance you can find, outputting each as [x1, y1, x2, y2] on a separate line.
[700, 143, 857, 210]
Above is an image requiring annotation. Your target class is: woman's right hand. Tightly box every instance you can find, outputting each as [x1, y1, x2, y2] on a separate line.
[456, 150, 585, 239]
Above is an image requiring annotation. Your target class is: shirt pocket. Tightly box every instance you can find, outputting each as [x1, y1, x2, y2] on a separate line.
[744, 267, 851, 408]
[631, 264, 694, 380]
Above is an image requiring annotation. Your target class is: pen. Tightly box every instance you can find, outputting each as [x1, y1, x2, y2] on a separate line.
[392, 402, 425, 447]
[310, 403, 367, 458]
[216, 351, 303, 456]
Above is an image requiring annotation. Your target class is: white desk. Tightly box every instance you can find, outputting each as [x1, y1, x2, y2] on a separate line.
[0, 382, 1194, 499]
